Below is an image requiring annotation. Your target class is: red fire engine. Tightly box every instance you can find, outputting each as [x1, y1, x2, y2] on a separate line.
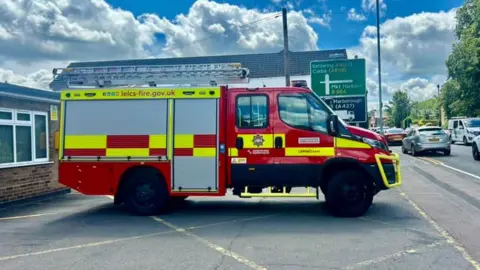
[51, 63, 401, 217]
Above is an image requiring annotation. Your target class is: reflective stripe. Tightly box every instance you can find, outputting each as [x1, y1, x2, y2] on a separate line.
[106, 148, 150, 157]
[335, 137, 371, 149]
[229, 148, 238, 157]
[149, 135, 167, 148]
[61, 87, 221, 100]
[65, 135, 106, 149]
[175, 134, 194, 148]
[285, 147, 335, 156]
[107, 135, 149, 148]
[59, 101, 65, 160]
[193, 148, 216, 157]
[63, 134, 167, 157]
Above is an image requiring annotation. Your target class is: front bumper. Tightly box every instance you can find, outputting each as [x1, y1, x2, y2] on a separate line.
[363, 153, 402, 191]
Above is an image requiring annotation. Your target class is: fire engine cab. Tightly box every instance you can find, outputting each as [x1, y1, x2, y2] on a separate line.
[50, 62, 401, 217]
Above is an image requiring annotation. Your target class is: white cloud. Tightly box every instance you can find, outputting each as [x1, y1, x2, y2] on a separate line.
[347, 8, 367, 22]
[0, 0, 459, 110]
[307, 10, 332, 28]
[362, 0, 387, 16]
[0, 68, 52, 90]
[303, 8, 315, 16]
[149, 0, 319, 57]
[0, 0, 319, 89]
[400, 78, 439, 101]
[348, 9, 457, 105]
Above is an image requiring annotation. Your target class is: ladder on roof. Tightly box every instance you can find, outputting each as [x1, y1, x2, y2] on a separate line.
[49, 63, 250, 91]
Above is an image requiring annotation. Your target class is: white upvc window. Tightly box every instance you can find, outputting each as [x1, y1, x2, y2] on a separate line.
[0, 108, 49, 168]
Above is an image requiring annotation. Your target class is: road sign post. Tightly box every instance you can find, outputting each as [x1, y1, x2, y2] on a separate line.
[310, 59, 367, 124]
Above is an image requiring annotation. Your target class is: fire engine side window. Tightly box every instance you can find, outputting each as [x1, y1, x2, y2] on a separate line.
[278, 94, 328, 132]
[235, 95, 268, 129]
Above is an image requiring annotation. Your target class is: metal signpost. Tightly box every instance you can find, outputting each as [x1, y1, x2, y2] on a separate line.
[310, 59, 367, 124]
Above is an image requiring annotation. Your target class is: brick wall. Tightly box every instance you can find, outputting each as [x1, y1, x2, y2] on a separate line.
[0, 96, 69, 204]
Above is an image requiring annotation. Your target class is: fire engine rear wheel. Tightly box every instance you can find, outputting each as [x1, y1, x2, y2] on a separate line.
[123, 169, 169, 216]
[325, 170, 373, 217]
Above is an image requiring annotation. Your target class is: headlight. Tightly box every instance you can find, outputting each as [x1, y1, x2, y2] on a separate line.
[362, 137, 389, 151]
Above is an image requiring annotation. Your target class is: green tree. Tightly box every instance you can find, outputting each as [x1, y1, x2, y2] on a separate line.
[390, 90, 411, 128]
[440, 79, 466, 118]
[444, 0, 480, 116]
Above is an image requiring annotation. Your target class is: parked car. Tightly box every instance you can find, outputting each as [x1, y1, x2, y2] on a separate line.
[447, 117, 480, 145]
[402, 126, 451, 156]
[384, 128, 406, 145]
[473, 135, 480, 161]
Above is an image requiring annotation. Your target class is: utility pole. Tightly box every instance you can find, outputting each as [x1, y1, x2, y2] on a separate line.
[376, 0, 383, 134]
[437, 84, 441, 127]
[282, 7, 290, 86]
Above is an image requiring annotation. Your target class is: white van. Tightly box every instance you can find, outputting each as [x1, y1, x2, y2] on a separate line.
[447, 117, 480, 145]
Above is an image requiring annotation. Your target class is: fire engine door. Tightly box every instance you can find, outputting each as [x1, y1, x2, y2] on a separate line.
[228, 92, 277, 187]
[271, 90, 335, 187]
[171, 98, 219, 192]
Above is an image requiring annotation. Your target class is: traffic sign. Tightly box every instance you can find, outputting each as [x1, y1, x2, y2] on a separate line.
[310, 59, 366, 97]
[322, 95, 367, 123]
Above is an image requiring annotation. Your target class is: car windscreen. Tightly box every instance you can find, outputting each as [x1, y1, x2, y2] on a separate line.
[387, 128, 403, 134]
[418, 128, 445, 136]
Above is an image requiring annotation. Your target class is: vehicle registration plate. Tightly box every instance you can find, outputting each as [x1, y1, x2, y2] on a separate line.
[429, 137, 440, 142]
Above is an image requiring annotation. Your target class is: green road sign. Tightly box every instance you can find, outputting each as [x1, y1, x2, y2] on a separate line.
[310, 59, 366, 97]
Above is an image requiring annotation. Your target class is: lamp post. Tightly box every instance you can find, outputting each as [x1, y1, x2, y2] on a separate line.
[376, 0, 383, 134]
[437, 84, 442, 127]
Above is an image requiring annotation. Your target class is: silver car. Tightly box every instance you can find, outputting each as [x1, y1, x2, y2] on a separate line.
[402, 126, 451, 156]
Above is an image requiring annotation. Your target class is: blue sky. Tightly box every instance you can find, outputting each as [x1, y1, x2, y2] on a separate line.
[106, 0, 464, 50]
[0, 0, 465, 109]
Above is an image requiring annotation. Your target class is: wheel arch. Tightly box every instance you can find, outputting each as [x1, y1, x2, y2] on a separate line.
[319, 158, 376, 194]
[114, 165, 166, 205]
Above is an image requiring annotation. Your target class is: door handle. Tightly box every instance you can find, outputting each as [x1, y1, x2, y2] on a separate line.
[236, 137, 244, 149]
[274, 136, 283, 148]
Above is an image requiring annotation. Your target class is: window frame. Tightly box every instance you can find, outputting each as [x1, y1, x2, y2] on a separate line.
[235, 94, 270, 129]
[277, 92, 330, 134]
[0, 108, 50, 168]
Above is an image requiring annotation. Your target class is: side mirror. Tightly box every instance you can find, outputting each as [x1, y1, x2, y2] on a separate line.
[327, 114, 339, 136]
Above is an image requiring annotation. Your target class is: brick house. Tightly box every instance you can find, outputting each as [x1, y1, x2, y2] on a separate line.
[0, 82, 69, 204]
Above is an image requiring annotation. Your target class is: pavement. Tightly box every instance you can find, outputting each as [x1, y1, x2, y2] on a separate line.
[1, 148, 480, 270]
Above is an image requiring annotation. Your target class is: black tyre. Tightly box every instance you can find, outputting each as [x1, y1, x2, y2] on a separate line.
[325, 170, 374, 217]
[411, 144, 418, 156]
[402, 144, 408, 154]
[473, 143, 480, 161]
[464, 137, 470, 146]
[444, 149, 451, 156]
[123, 169, 169, 216]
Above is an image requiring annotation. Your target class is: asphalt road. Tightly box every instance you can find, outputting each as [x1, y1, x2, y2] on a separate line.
[421, 143, 480, 177]
[1, 154, 480, 270]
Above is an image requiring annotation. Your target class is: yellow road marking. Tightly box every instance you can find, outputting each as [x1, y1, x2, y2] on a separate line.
[0, 212, 59, 221]
[399, 191, 480, 270]
[342, 241, 444, 269]
[416, 156, 442, 165]
[151, 216, 267, 270]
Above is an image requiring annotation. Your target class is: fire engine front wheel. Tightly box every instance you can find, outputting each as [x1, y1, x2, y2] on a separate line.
[325, 170, 374, 218]
[123, 169, 169, 216]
